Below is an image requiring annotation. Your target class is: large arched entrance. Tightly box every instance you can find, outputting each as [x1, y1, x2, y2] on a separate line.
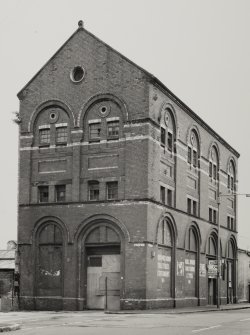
[79, 221, 123, 310]
[156, 217, 176, 299]
[206, 233, 217, 305]
[227, 238, 237, 304]
[35, 222, 63, 309]
[185, 224, 200, 301]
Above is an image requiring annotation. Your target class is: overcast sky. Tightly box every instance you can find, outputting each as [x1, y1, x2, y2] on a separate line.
[0, 0, 250, 250]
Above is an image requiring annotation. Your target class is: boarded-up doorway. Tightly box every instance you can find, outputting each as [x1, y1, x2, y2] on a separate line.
[87, 253, 120, 310]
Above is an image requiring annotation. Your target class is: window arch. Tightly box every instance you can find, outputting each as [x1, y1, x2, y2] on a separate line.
[207, 235, 217, 257]
[209, 146, 219, 181]
[187, 130, 199, 168]
[33, 106, 70, 147]
[160, 106, 176, 153]
[157, 219, 173, 246]
[228, 160, 236, 192]
[227, 239, 236, 259]
[36, 223, 63, 297]
[82, 97, 125, 143]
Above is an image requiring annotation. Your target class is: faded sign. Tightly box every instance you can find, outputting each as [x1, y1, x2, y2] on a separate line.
[208, 260, 217, 278]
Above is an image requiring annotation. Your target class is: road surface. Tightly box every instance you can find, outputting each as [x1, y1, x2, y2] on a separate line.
[1, 309, 250, 334]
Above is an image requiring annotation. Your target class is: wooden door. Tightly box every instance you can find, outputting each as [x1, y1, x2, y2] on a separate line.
[87, 254, 120, 310]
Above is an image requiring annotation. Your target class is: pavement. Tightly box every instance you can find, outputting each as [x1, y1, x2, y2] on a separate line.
[0, 324, 20, 333]
[105, 302, 250, 314]
[0, 303, 250, 332]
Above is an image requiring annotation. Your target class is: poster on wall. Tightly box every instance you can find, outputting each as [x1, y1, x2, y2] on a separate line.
[208, 260, 217, 278]
[176, 261, 184, 276]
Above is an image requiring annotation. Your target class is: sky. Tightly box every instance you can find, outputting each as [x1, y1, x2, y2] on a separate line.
[0, 0, 250, 249]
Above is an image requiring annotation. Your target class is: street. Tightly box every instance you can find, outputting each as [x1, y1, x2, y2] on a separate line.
[1, 309, 250, 335]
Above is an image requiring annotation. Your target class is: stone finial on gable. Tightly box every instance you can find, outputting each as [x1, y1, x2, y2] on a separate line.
[78, 20, 84, 28]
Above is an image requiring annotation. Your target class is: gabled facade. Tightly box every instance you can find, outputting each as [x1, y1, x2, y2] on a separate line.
[17, 21, 239, 310]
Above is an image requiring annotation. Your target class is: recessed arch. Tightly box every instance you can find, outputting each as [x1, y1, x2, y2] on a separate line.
[184, 221, 201, 250]
[186, 124, 202, 151]
[225, 235, 237, 259]
[32, 216, 71, 244]
[158, 102, 178, 131]
[76, 214, 128, 310]
[74, 214, 130, 243]
[28, 100, 76, 133]
[78, 93, 129, 128]
[155, 212, 177, 245]
[208, 142, 220, 164]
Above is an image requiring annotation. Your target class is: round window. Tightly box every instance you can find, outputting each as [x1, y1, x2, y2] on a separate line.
[98, 105, 110, 117]
[49, 109, 59, 123]
[70, 66, 85, 83]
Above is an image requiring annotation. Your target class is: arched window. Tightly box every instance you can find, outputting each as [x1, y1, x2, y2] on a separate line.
[209, 146, 219, 181]
[208, 235, 217, 257]
[157, 218, 174, 298]
[227, 239, 235, 259]
[188, 130, 199, 168]
[185, 226, 199, 298]
[157, 219, 172, 246]
[37, 223, 63, 297]
[228, 161, 236, 192]
[160, 107, 175, 153]
[84, 99, 124, 143]
[34, 106, 70, 148]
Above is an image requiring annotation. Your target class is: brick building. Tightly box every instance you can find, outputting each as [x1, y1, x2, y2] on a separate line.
[0, 241, 17, 311]
[17, 21, 239, 310]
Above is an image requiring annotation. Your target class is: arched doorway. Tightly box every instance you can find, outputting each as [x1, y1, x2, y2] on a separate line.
[206, 234, 217, 305]
[80, 222, 122, 310]
[227, 239, 236, 303]
[36, 223, 63, 299]
[156, 217, 175, 298]
[185, 226, 200, 299]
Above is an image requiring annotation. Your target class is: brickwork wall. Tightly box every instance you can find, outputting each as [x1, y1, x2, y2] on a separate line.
[18, 26, 239, 310]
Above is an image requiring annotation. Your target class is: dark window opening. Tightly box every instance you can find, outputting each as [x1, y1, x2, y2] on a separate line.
[167, 132, 173, 151]
[167, 189, 172, 207]
[193, 150, 197, 167]
[188, 146, 192, 164]
[55, 185, 66, 202]
[213, 164, 217, 180]
[89, 123, 101, 141]
[72, 66, 85, 82]
[88, 256, 102, 267]
[193, 200, 197, 216]
[39, 128, 50, 146]
[39, 186, 49, 203]
[160, 186, 165, 204]
[107, 121, 119, 139]
[56, 127, 68, 145]
[106, 181, 118, 200]
[209, 162, 212, 177]
[160, 127, 166, 146]
[187, 198, 192, 214]
[209, 208, 213, 222]
[88, 181, 99, 201]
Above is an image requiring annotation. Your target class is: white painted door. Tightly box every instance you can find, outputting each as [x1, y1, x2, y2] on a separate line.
[87, 254, 120, 310]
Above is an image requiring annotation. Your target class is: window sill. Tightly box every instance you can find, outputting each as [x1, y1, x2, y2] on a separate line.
[107, 137, 119, 141]
[56, 142, 67, 146]
[89, 139, 101, 143]
[39, 144, 50, 148]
